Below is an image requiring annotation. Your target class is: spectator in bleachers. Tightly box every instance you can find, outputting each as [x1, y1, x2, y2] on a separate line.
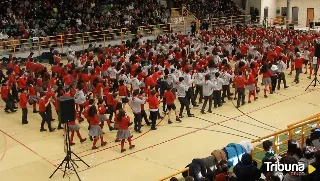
[260, 140, 278, 175]
[233, 153, 261, 181]
[299, 146, 315, 173]
[0, 0, 169, 39]
[215, 160, 234, 181]
[173, 0, 243, 20]
[185, 176, 194, 181]
[169, 177, 178, 181]
[284, 139, 303, 162]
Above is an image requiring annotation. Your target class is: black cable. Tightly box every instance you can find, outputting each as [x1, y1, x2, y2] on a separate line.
[194, 116, 260, 138]
[171, 125, 256, 140]
[212, 112, 279, 132]
[230, 98, 282, 131]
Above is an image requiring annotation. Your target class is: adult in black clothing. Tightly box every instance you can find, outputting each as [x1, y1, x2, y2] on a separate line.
[233, 153, 261, 181]
[48, 48, 55, 65]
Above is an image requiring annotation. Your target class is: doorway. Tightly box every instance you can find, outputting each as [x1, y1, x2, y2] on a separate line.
[307, 8, 314, 27]
[292, 7, 299, 25]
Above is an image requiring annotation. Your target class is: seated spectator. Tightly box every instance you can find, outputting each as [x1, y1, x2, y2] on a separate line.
[233, 153, 261, 181]
[172, 0, 243, 20]
[185, 176, 194, 181]
[169, 177, 178, 181]
[260, 140, 280, 176]
[0, 0, 169, 39]
[282, 156, 301, 181]
[269, 172, 284, 181]
[299, 146, 315, 173]
[215, 160, 234, 181]
[284, 139, 303, 162]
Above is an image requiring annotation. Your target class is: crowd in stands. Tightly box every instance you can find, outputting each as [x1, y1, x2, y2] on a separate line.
[0, 22, 319, 180]
[170, 129, 320, 181]
[0, 0, 169, 39]
[173, 0, 243, 19]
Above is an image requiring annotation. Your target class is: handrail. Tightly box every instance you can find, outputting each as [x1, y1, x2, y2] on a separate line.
[158, 168, 189, 181]
[252, 116, 320, 144]
[159, 113, 320, 180]
[287, 113, 320, 128]
[0, 24, 170, 56]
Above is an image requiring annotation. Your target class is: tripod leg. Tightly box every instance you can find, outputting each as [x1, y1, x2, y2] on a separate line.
[71, 158, 79, 168]
[70, 161, 82, 181]
[49, 157, 66, 178]
[72, 152, 90, 167]
[305, 79, 316, 91]
[63, 157, 69, 178]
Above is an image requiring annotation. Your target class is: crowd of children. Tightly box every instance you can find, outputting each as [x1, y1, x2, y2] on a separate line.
[0, 26, 318, 153]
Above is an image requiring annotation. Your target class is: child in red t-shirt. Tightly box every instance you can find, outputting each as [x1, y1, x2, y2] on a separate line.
[115, 109, 135, 153]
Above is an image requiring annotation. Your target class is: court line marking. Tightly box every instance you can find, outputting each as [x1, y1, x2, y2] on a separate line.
[0, 130, 57, 168]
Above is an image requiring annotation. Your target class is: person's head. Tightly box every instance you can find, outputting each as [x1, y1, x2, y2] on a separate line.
[89, 99, 94, 105]
[215, 72, 220, 78]
[269, 172, 283, 181]
[133, 89, 140, 97]
[241, 153, 253, 165]
[40, 92, 45, 98]
[119, 79, 124, 86]
[185, 176, 194, 181]
[169, 177, 178, 181]
[263, 140, 273, 152]
[287, 139, 302, 158]
[219, 160, 229, 173]
[117, 109, 126, 121]
[303, 146, 315, 159]
[205, 74, 210, 80]
[179, 77, 184, 82]
[98, 98, 104, 105]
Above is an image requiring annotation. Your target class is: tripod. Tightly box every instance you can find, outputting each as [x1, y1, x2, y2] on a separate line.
[49, 124, 90, 181]
[305, 64, 320, 91]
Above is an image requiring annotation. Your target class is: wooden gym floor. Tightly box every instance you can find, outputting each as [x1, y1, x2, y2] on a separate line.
[1, 68, 320, 181]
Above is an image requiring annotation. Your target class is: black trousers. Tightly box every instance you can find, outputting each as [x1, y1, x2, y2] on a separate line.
[201, 95, 212, 112]
[133, 112, 142, 131]
[150, 111, 158, 129]
[194, 85, 203, 103]
[141, 110, 150, 124]
[186, 87, 197, 106]
[222, 85, 231, 101]
[2, 98, 14, 111]
[213, 90, 222, 107]
[178, 97, 191, 116]
[22, 108, 28, 123]
[237, 88, 245, 106]
[271, 75, 277, 92]
[107, 104, 114, 121]
[11, 83, 18, 102]
[277, 73, 287, 88]
[162, 97, 167, 112]
[39, 112, 52, 130]
[295, 68, 302, 82]
[46, 103, 53, 121]
[79, 104, 84, 118]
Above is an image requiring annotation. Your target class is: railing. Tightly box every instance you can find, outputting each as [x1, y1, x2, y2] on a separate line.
[251, 114, 320, 164]
[159, 113, 320, 180]
[0, 25, 171, 56]
[158, 168, 189, 181]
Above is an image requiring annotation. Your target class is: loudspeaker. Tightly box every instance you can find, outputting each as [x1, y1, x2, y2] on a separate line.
[315, 44, 320, 58]
[59, 96, 75, 124]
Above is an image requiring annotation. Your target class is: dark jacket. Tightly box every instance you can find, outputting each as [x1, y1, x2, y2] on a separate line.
[233, 162, 261, 181]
